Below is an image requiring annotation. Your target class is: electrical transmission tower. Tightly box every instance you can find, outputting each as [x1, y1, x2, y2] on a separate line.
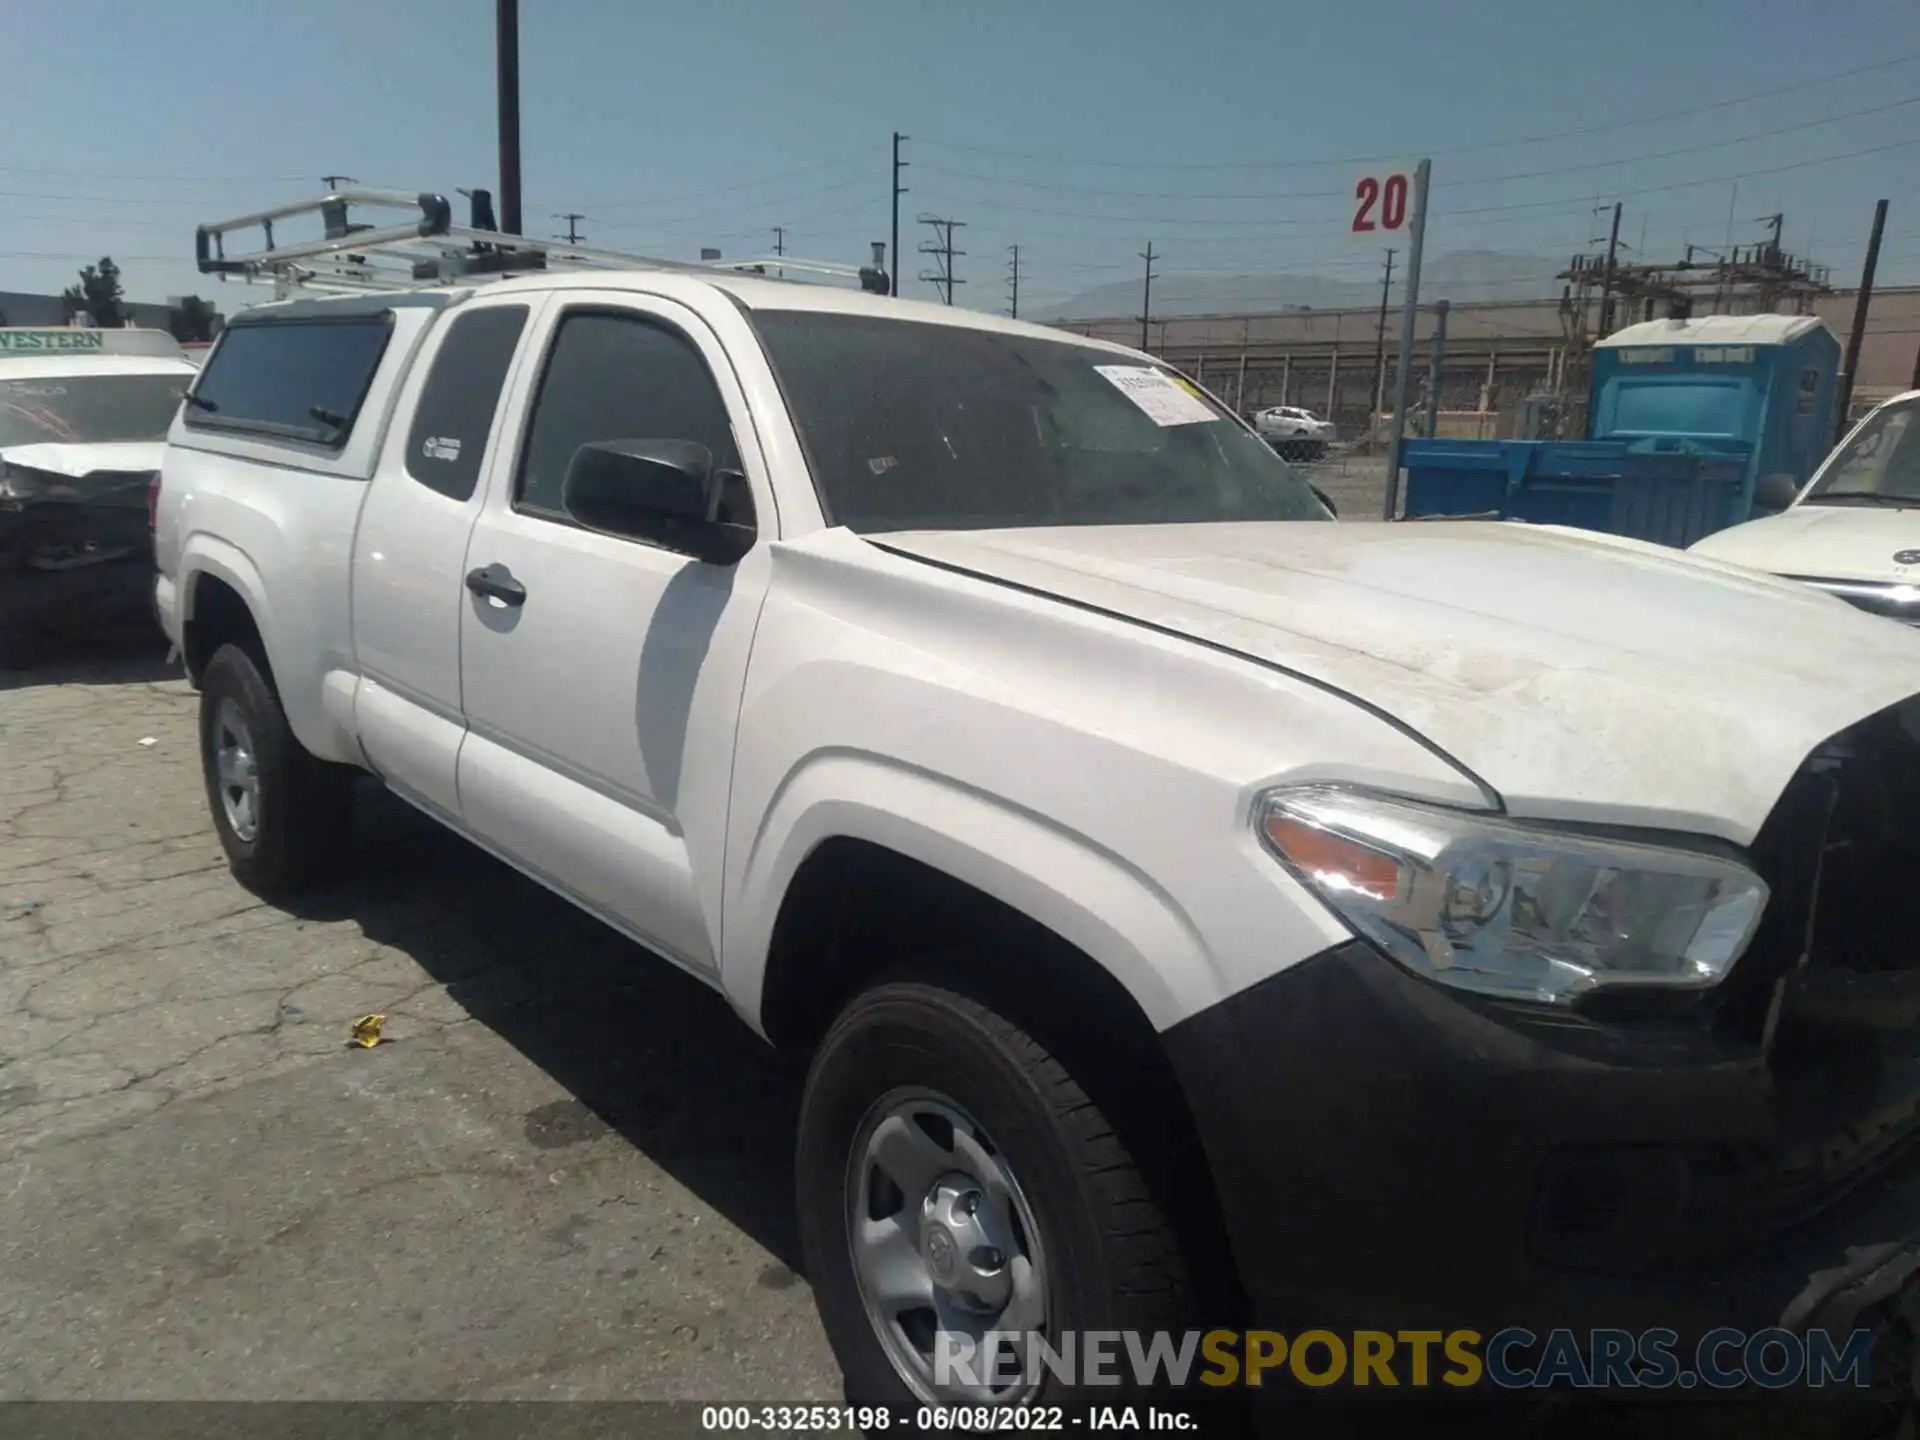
[553, 212, 588, 244]
[917, 214, 967, 305]
[1006, 244, 1020, 318]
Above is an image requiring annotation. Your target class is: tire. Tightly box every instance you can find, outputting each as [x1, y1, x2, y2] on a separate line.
[198, 642, 354, 898]
[797, 975, 1195, 1415]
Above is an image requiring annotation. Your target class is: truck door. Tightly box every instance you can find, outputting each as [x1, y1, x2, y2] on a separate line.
[454, 293, 773, 974]
[351, 294, 541, 817]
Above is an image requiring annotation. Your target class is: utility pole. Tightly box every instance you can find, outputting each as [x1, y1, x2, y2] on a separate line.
[1371, 247, 1397, 421]
[1598, 201, 1623, 338]
[773, 226, 785, 257]
[1006, 245, 1020, 319]
[496, 0, 522, 234]
[321, 175, 358, 191]
[1381, 157, 1433, 522]
[891, 133, 909, 298]
[1423, 300, 1450, 439]
[917, 214, 966, 304]
[1834, 197, 1890, 446]
[554, 213, 586, 244]
[1139, 242, 1157, 352]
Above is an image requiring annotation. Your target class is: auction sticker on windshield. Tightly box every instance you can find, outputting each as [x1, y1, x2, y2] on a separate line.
[1096, 365, 1218, 427]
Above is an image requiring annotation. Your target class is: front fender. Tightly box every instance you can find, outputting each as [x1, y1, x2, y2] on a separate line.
[724, 750, 1223, 1037]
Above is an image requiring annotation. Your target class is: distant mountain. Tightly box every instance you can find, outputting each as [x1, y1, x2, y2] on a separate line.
[1037, 250, 1565, 320]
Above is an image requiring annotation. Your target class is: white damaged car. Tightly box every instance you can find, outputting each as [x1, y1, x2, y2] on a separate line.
[1690, 389, 1920, 626]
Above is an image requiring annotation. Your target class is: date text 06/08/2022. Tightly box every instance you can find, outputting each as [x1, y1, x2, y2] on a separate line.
[700, 1406, 1197, 1432]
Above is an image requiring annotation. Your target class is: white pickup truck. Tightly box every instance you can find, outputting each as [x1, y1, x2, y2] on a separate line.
[155, 267, 1920, 1414]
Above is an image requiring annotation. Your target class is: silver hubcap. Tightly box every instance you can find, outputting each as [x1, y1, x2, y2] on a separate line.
[213, 699, 261, 843]
[848, 1090, 1050, 1407]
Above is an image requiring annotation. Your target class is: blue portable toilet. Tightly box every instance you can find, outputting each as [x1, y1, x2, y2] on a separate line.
[1588, 313, 1840, 520]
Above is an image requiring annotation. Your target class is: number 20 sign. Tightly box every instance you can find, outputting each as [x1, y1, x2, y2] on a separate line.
[1351, 170, 1412, 235]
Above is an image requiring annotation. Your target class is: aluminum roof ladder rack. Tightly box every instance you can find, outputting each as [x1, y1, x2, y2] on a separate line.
[196, 186, 891, 298]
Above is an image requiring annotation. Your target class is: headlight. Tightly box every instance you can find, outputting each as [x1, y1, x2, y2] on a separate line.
[1257, 786, 1768, 1006]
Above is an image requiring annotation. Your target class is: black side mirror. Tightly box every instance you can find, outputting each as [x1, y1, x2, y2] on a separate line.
[1309, 483, 1338, 517]
[561, 439, 754, 565]
[1752, 472, 1800, 512]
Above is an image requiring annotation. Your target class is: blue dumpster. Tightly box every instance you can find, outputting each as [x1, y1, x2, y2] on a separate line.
[1400, 314, 1837, 547]
[1402, 436, 1752, 548]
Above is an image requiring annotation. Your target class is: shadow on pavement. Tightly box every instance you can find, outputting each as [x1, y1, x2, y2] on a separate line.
[244, 789, 1905, 1438]
[287, 781, 810, 1273]
[0, 629, 178, 693]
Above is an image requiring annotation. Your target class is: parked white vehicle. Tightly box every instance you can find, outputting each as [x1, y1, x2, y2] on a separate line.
[1689, 389, 1920, 625]
[154, 199, 1920, 1420]
[0, 326, 196, 665]
[1252, 404, 1335, 461]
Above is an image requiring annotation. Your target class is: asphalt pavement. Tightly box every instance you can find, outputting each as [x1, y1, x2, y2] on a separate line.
[0, 644, 839, 1401]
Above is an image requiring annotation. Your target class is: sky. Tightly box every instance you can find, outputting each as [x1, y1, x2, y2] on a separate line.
[0, 0, 1916, 319]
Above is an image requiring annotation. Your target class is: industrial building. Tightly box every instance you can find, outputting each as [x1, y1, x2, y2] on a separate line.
[1059, 285, 1920, 440]
[0, 290, 225, 339]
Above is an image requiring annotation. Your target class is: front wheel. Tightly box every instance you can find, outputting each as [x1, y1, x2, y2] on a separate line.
[797, 976, 1194, 1412]
[198, 642, 355, 898]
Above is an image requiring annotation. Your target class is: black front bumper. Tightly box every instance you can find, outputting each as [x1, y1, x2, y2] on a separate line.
[1164, 937, 1920, 1344]
[0, 502, 157, 649]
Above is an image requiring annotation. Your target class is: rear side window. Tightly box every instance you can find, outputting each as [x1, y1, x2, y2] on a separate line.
[404, 305, 529, 501]
[187, 315, 392, 447]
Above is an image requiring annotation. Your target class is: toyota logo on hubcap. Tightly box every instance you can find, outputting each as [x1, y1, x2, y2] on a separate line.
[1895, 550, 1920, 566]
[926, 1227, 957, 1281]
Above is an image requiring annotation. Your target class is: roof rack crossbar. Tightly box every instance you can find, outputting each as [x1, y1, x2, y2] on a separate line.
[197, 190, 453, 278]
[197, 189, 891, 297]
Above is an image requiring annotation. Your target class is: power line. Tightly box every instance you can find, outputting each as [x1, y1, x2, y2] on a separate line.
[912, 93, 1920, 203]
[0, 164, 311, 184]
[1447, 136, 1920, 217]
[0, 214, 183, 229]
[912, 49, 1920, 172]
[0, 188, 310, 207]
[0, 50, 1895, 193]
[585, 174, 875, 232]
[573, 147, 883, 211]
[923, 136, 1920, 235]
[0, 250, 180, 262]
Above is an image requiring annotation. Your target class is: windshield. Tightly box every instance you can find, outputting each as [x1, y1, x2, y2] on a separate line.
[0, 373, 188, 448]
[1803, 397, 1920, 503]
[755, 312, 1329, 533]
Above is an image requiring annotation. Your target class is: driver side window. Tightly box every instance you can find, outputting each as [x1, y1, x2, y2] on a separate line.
[514, 309, 753, 527]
